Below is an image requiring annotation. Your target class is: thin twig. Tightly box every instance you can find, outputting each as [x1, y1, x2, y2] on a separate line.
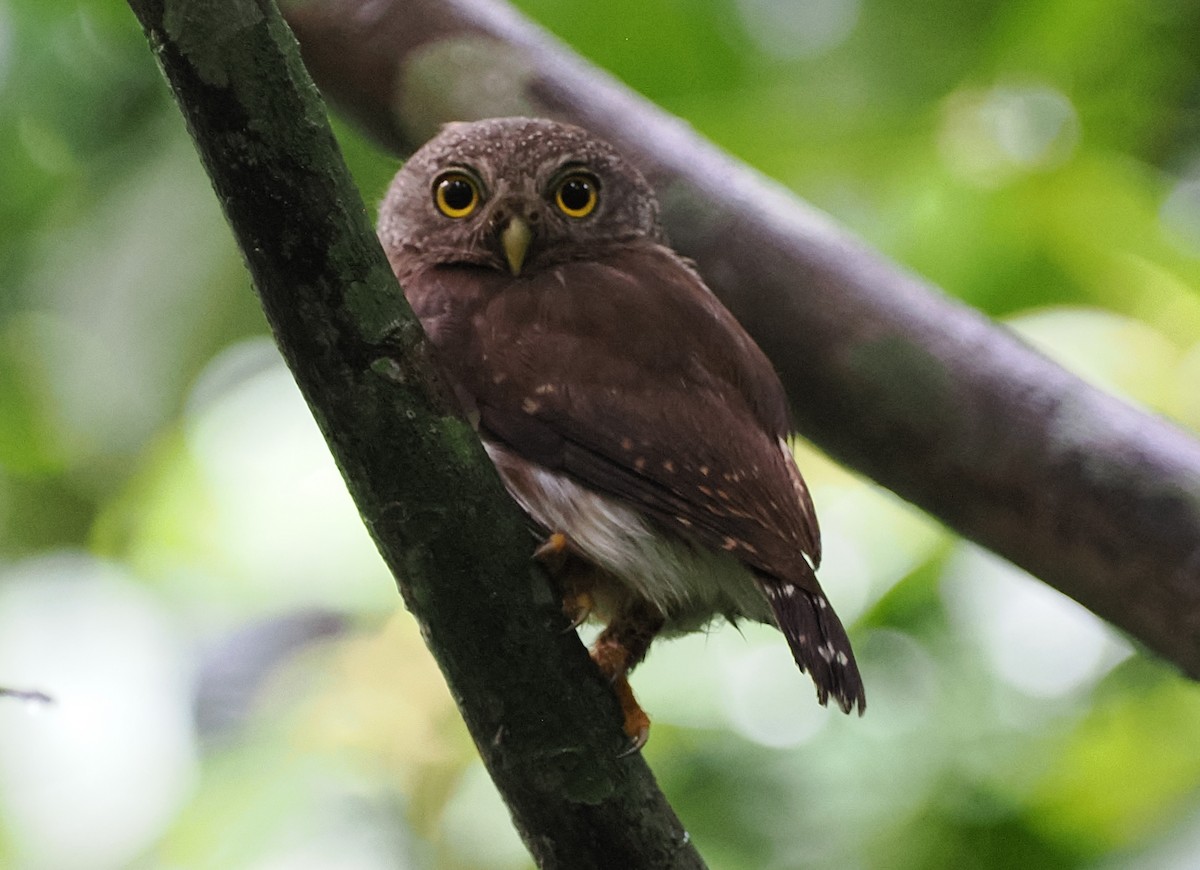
[0, 688, 54, 704]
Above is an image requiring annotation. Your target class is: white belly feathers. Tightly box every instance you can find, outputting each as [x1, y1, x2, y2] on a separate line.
[484, 441, 772, 632]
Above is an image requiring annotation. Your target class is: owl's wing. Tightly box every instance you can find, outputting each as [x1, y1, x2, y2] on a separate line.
[482, 383, 817, 580]
[435, 250, 822, 580]
[413, 249, 863, 713]
[420, 250, 826, 576]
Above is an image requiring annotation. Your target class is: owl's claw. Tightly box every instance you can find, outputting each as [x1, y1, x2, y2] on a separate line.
[533, 531, 598, 629]
[533, 531, 571, 570]
[587, 606, 662, 753]
[612, 673, 651, 756]
[536, 536, 659, 752]
[619, 725, 650, 757]
[562, 589, 595, 630]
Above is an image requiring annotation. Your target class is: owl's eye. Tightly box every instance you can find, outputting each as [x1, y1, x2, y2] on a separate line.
[433, 172, 481, 218]
[554, 173, 599, 218]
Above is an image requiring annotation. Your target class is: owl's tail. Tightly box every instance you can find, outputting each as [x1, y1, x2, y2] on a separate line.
[759, 580, 866, 715]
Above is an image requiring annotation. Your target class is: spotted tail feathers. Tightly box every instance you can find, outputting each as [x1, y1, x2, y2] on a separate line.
[760, 581, 866, 715]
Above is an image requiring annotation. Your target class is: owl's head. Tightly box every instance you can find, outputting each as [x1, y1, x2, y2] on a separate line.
[378, 118, 664, 279]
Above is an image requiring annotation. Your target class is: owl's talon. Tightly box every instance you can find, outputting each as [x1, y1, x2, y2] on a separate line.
[562, 589, 595, 630]
[611, 673, 651, 754]
[533, 531, 572, 573]
[618, 723, 650, 757]
[533, 530, 569, 560]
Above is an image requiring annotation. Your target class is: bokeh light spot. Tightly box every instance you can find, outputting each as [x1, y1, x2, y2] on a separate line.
[1161, 177, 1200, 258]
[939, 83, 1079, 187]
[0, 554, 197, 870]
[722, 629, 831, 748]
[941, 544, 1131, 700]
[736, 0, 860, 60]
[179, 338, 396, 617]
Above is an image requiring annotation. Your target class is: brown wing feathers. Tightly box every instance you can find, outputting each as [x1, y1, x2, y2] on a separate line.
[480, 382, 865, 714]
[419, 249, 865, 714]
[471, 260, 862, 712]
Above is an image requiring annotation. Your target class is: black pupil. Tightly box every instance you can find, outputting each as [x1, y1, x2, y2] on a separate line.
[560, 178, 593, 211]
[442, 178, 474, 210]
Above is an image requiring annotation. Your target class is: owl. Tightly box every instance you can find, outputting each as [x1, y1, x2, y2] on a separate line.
[378, 118, 865, 749]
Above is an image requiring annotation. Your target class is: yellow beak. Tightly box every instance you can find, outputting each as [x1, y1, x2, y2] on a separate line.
[501, 216, 532, 276]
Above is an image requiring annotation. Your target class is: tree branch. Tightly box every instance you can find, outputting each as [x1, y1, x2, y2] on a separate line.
[0, 688, 53, 704]
[281, 0, 1200, 675]
[125, 1, 705, 867]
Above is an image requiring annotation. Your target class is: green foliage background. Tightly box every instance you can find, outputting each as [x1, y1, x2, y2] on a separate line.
[2, 1, 1200, 868]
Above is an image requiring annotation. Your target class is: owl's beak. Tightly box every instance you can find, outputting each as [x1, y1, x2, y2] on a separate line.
[501, 216, 533, 276]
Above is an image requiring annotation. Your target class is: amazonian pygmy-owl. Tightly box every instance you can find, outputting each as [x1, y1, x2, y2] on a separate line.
[378, 117, 865, 749]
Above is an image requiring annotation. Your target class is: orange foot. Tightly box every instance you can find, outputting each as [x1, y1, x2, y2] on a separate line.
[592, 631, 655, 754]
[532, 531, 571, 571]
[611, 673, 651, 754]
[534, 535, 659, 753]
[532, 531, 597, 629]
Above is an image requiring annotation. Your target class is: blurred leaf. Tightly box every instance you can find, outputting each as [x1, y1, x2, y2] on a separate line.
[0, 327, 63, 476]
[1028, 667, 1200, 854]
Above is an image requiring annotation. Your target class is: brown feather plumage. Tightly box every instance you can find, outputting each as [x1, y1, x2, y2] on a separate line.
[379, 118, 865, 728]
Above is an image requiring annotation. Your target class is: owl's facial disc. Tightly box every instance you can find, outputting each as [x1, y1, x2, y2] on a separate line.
[378, 118, 665, 279]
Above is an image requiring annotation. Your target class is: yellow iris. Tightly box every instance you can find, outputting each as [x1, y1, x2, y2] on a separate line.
[434, 172, 480, 218]
[555, 174, 599, 218]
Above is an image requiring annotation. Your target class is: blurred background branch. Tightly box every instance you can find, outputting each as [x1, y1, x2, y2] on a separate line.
[284, 0, 1200, 677]
[121, 0, 703, 867]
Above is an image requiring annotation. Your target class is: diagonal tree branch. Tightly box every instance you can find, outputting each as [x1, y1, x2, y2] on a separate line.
[125, 1, 705, 867]
[282, 0, 1200, 676]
